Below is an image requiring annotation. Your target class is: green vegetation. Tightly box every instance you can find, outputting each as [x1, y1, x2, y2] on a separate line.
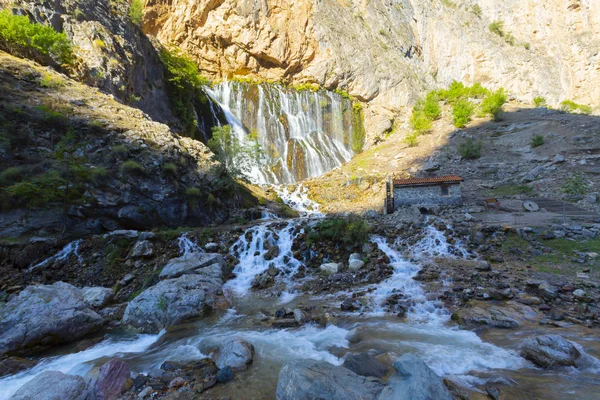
[452, 99, 474, 128]
[479, 89, 507, 120]
[207, 125, 263, 177]
[561, 173, 589, 195]
[560, 100, 592, 115]
[40, 73, 65, 88]
[491, 184, 533, 197]
[488, 20, 515, 45]
[157, 294, 168, 311]
[458, 138, 482, 159]
[352, 102, 365, 153]
[162, 162, 178, 175]
[307, 217, 369, 247]
[531, 134, 545, 148]
[129, 0, 144, 27]
[159, 47, 210, 136]
[0, 167, 23, 187]
[471, 4, 482, 18]
[0, 10, 74, 66]
[403, 132, 419, 147]
[111, 144, 128, 159]
[120, 160, 145, 175]
[3, 170, 80, 207]
[533, 96, 546, 108]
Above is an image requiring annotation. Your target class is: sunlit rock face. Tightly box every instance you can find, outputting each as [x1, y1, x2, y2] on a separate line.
[206, 81, 362, 184]
[146, 0, 600, 140]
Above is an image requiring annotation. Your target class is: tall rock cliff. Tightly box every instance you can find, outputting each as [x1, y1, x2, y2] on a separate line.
[144, 0, 599, 138]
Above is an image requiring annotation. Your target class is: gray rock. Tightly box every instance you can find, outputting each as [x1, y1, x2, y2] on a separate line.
[343, 353, 390, 378]
[81, 287, 113, 308]
[0, 282, 103, 356]
[10, 371, 87, 400]
[122, 274, 221, 333]
[276, 359, 384, 400]
[130, 240, 153, 258]
[554, 154, 566, 163]
[538, 282, 558, 300]
[573, 289, 586, 300]
[204, 242, 219, 252]
[475, 260, 491, 271]
[377, 354, 452, 400]
[349, 253, 362, 262]
[293, 308, 305, 324]
[213, 337, 254, 370]
[92, 359, 131, 400]
[159, 252, 225, 280]
[521, 335, 600, 369]
[348, 259, 365, 271]
[139, 232, 156, 241]
[320, 263, 340, 275]
[451, 302, 537, 329]
[584, 194, 597, 204]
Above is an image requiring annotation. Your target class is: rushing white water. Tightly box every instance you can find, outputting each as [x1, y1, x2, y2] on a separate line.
[205, 82, 360, 184]
[224, 221, 304, 297]
[275, 185, 323, 217]
[177, 232, 204, 255]
[28, 239, 84, 272]
[0, 332, 163, 399]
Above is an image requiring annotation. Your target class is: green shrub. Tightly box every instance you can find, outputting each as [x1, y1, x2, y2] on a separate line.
[34, 105, 69, 128]
[3, 170, 84, 207]
[111, 144, 128, 159]
[471, 4, 482, 18]
[307, 217, 369, 247]
[561, 173, 589, 195]
[162, 162, 177, 175]
[129, 0, 144, 26]
[186, 187, 202, 198]
[0, 166, 23, 186]
[410, 109, 433, 133]
[0, 10, 74, 66]
[458, 138, 482, 159]
[531, 135, 544, 148]
[120, 160, 145, 175]
[523, 42, 531, 50]
[159, 47, 210, 135]
[489, 20, 505, 36]
[480, 89, 507, 120]
[560, 100, 592, 115]
[452, 99, 474, 128]
[403, 132, 419, 147]
[40, 73, 65, 88]
[533, 96, 546, 108]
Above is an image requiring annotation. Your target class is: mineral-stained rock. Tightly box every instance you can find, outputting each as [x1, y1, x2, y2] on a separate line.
[92, 359, 131, 400]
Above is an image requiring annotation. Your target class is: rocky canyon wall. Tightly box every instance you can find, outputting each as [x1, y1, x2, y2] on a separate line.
[144, 0, 599, 140]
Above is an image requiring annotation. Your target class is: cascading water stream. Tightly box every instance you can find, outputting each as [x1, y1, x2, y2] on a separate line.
[28, 239, 84, 272]
[204, 82, 360, 184]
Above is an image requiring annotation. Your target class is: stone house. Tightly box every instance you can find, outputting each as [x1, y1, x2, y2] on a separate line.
[385, 175, 463, 212]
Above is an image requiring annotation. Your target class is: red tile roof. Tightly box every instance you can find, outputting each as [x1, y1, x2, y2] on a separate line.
[393, 175, 463, 186]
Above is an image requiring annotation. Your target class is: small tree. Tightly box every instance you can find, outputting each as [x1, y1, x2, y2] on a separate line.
[480, 89, 507, 121]
[129, 0, 144, 27]
[531, 135, 544, 148]
[533, 96, 546, 108]
[452, 100, 474, 128]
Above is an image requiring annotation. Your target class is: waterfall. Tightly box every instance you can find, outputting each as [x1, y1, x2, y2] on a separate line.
[28, 239, 84, 272]
[205, 82, 361, 184]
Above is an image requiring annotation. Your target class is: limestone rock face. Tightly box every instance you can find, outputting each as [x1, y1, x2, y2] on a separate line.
[146, 0, 600, 139]
[0, 282, 104, 356]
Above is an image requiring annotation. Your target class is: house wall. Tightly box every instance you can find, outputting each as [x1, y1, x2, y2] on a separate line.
[393, 184, 462, 208]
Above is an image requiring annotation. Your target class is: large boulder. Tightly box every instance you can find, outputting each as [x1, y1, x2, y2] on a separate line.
[343, 353, 390, 378]
[377, 354, 452, 400]
[81, 287, 113, 308]
[213, 337, 255, 370]
[0, 282, 103, 356]
[91, 359, 131, 400]
[10, 370, 87, 400]
[521, 335, 600, 369]
[122, 274, 222, 333]
[159, 252, 225, 280]
[276, 359, 384, 400]
[451, 302, 538, 329]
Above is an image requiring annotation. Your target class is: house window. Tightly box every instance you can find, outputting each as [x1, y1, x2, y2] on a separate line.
[440, 185, 449, 196]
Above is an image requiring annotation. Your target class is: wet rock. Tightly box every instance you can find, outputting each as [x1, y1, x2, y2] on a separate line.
[159, 252, 225, 280]
[451, 302, 537, 329]
[122, 274, 221, 333]
[130, 240, 153, 258]
[272, 318, 297, 328]
[204, 242, 219, 252]
[276, 359, 384, 400]
[413, 268, 440, 282]
[81, 287, 113, 308]
[341, 298, 362, 311]
[486, 386, 501, 400]
[349, 259, 365, 271]
[0, 282, 103, 356]
[521, 335, 600, 369]
[378, 354, 452, 400]
[342, 353, 390, 378]
[293, 309, 305, 324]
[10, 370, 87, 400]
[216, 366, 233, 383]
[213, 337, 254, 370]
[320, 263, 340, 275]
[92, 359, 131, 400]
[137, 387, 153, 398]
[0, 357, 37, 377]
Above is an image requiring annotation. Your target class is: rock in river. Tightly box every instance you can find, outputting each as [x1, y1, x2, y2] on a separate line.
[521, 335, 600, 369]
[159, 251, 226, 280]
[377, 354, 452, 400]
[122, 274, 222, 333]
[10, 370, 87, 400]
[276, 359, 384, 400]
[213, 337, 255, 370]
[91, 359, 132, 400]
[0, 282, 104, 356]
[343, 353, 390, 378]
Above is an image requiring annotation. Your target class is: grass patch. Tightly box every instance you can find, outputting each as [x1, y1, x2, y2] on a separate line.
[491, 184, 533, 197]
[533, 96, 546, 108]
[0, 9, 74, 66]
[561, 173, 589, 195]
[307, 217, 369, 247]
[560, 100, 592, 115]
[40, 73, 65, 88]
[531, 134, 544, 148]
[120, 160, 145, 175]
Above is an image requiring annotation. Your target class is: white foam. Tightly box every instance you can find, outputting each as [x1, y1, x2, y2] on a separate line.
[177, 232, 204, 255]
[28, 239, 84, 272]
